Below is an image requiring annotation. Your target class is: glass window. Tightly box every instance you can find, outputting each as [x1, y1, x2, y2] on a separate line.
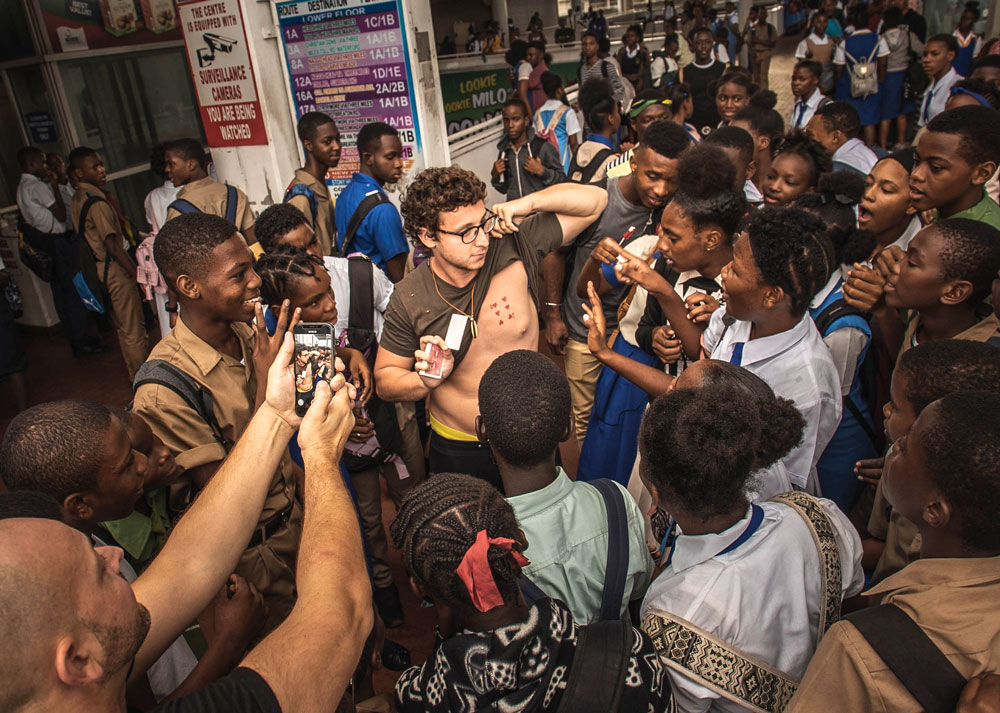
[0, 79, 27, 207]
[0, 1, 37, 62]
[107, 169, 162, 236]
[60, 48, 204, 172]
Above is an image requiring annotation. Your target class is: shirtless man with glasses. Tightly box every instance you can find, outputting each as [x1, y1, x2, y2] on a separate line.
[375, 167, 606, 489]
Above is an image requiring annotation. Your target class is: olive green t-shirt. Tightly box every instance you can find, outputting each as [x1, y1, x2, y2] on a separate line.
[380, 212, 562, 367]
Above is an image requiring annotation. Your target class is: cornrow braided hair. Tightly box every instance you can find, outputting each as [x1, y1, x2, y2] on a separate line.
[746, 206, 835, 316]
[254, 244, 324, 306]
[390, 473, 525, 610]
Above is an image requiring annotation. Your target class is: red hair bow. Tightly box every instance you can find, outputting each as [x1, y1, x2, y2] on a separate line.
[456, 529, 530, 612]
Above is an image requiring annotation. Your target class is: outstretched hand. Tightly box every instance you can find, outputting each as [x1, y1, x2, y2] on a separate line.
[581, 281, 611, 358]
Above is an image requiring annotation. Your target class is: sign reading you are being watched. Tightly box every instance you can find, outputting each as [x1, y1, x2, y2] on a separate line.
[177, 0, 268, 146]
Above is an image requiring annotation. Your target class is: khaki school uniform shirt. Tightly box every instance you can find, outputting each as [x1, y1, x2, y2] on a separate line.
[165, 176, 255, 233]
[131, 317, 295, 522]
[71, 181, 120, 262]
[787, 556, 1000, 713]
[287, 168, 335, 256]
[869, 313, 1000, 583]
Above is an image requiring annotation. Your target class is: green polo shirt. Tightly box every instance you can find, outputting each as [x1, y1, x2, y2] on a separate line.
[947, 190, 1000, 231]
[505, 468, 654, 624]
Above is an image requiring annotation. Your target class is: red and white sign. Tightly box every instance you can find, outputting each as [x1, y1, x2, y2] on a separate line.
[177, 0, 268, 146]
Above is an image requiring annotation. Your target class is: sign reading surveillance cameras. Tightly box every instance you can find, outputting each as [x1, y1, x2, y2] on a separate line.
[178, 0, 267, 146]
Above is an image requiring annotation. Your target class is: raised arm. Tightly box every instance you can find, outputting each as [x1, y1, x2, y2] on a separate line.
[131, 327, 307, 681]
[492, 181, 608, 246]
[241, 378, 371, 712]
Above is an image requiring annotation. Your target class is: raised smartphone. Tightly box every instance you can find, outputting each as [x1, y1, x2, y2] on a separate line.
[293, 323, 334, 416]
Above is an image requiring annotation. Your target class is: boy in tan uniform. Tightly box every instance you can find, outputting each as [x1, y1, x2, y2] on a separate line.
[163, 138, 257, 246]
[285, 111, 341, 256]
[745, 5, 777, 90]
[131, 212, 302, 632]
[68, 147, 148, 380]
[788, 391, 1000, 712]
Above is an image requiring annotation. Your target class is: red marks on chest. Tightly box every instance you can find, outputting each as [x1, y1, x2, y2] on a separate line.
[489, 297, 515, 326]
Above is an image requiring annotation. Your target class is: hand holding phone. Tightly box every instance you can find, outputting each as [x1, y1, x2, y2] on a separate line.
[293, 323, 335, 416]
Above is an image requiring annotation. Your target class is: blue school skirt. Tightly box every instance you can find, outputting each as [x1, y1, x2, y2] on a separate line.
[577, 333, 658, 486]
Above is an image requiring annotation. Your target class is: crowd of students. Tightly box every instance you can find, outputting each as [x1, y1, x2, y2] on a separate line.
[4, 4, 1000, 712]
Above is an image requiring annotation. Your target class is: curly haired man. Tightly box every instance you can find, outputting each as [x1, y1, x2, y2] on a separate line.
[374, 167, 606, 489]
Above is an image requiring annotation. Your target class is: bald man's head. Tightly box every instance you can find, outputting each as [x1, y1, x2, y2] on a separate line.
[0, 519, 150, 710]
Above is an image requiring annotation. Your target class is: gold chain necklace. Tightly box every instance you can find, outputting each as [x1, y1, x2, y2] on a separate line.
[430, 261, 479, 339]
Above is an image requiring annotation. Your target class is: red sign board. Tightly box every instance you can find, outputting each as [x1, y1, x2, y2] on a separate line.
[177, 0, 268, 146]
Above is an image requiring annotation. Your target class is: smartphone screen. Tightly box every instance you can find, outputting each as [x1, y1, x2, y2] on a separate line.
[293, 323, 334, 416]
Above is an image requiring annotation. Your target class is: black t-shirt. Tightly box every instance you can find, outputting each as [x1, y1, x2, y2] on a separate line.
[684, 59, 725, 134]
[150, 668, 280, 713]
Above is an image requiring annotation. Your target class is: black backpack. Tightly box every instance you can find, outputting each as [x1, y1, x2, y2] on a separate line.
[520, 478, 637, 713]
[340, 254, 403, 473]
[73, 196, 113, 314]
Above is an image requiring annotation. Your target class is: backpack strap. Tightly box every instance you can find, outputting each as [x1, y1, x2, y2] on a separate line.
[643, 609, 799, 713]
[546, 104, 568, 133]
[578, 147, 614, 184]
[132, 360, 234, 451]
[339, 191, 390, 257]
[768, 491, 842, 636]
[168, 198, 202, 215]
[846, 604, 967, 713]
[601, 59, 609, 78]
[224, 184, 238, 226]
[284, 182, 319, 222]
[588, 479, 630, 621]
[518, 575, 548, 606]
[77, 195, 113, 284]
[554, 617, 633, 713]
[812, 299, 881, 448]
[813, 298, 865, 337]
[346, 254, 377, 354]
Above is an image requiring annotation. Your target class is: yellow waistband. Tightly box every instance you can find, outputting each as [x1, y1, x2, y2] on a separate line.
[429, 414, 479, 442]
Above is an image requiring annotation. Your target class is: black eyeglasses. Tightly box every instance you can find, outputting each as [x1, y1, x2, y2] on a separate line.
[437, 211, 500, 244]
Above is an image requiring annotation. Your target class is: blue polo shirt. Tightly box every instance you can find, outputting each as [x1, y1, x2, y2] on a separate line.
[334, 173, 409, 271]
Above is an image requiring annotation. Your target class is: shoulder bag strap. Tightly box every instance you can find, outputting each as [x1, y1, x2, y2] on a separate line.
[340, 191, 390, 256]
[168, 198, 202, 215]
[346, 255, 376, 354]
[589, 479, 630, 621]
[555, 617, 633, 713]
[768, 491, 842, 636]
[518, 576, 548, 606]
[846, 604, 966, 713]
[77, 196, 115, 283]
[224, 184, 238, 225]
[643, 609, 798, 713]
[132, 360, 233, 451]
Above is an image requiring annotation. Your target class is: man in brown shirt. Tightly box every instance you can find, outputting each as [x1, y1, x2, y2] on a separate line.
[375, 169, 606, 488]
[285, 112, 340, 256]
[163, 138, 256, 245]
[68, 147, 148, 380]
[788, 392, 1000, 712]
[132, 212, 301, 632]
